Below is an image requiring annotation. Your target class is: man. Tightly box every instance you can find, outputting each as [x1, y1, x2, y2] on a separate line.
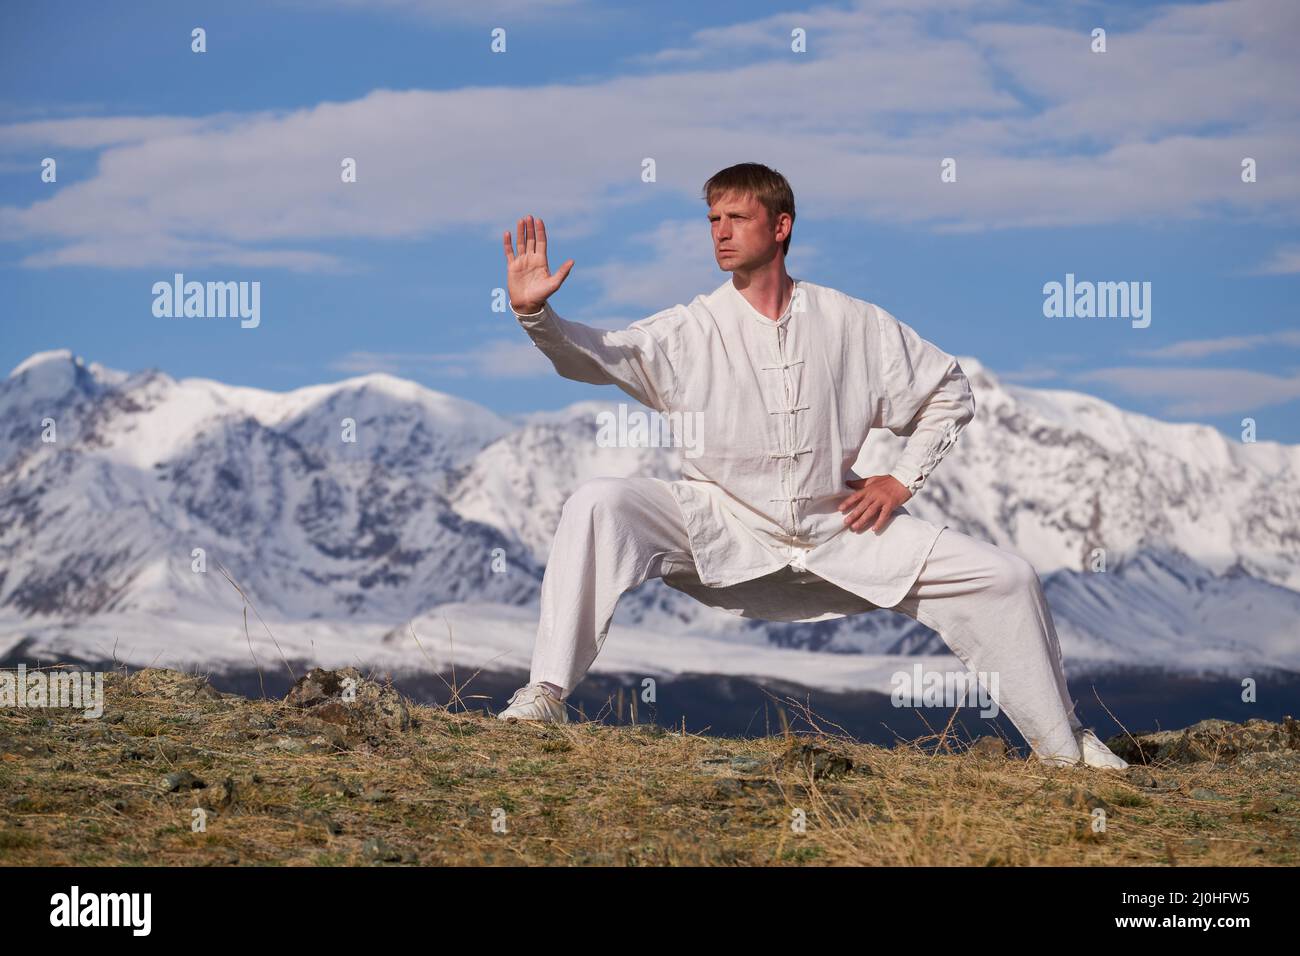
[496, 162, 1127, 771]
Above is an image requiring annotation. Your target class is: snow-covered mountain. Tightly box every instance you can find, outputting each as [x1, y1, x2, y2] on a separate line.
[1, 348, 1297, 690]
[0, 350, 536, 624]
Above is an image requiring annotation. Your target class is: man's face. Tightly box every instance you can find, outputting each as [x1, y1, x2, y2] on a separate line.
[708, 190, 788, 273]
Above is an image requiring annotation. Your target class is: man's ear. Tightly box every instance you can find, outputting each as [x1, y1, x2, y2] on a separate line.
[775, 212, 792, 242]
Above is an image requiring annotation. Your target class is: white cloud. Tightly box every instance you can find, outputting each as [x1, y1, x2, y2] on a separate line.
[1247, 244, 1300, 276]
[1, 0, 1297, 270]
[1130, 329, 1300, 359]
[578, 220, 731, 313]
[0, 114, 229, 150]
[1070, 365, 1300, 416]
[21, 235, 348, 272]
[330, 339, 552, 379]
[996, 365, 1065, 383]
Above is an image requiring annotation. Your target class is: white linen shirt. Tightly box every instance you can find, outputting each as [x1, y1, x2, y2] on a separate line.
[511, 277, 976, 611]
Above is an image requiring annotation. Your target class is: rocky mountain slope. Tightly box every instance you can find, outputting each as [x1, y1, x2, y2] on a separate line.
[1, 349, 1297, 686]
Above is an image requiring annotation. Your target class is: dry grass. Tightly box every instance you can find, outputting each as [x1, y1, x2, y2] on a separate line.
[0, 664, 1295, 866]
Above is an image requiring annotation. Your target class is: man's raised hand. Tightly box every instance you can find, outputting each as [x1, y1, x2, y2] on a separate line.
[503, 215, 574, 314]
[838, 475, 913, 533]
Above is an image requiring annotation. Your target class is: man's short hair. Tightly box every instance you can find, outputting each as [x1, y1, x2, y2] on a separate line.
[702, 162, 796, 256]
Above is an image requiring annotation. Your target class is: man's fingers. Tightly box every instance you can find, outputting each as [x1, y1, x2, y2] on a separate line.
[840, 488, 873, 512]
[837, 489, 866, 512]
[503, 230, 515, 263]
[851, 502, 883, 532]
[511, 214, 555, 264]
[871, 506, 894, 533]
[846, 496, 882, 531]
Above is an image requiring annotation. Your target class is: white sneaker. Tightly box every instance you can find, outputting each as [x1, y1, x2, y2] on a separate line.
[1076, 727, 1129, 770]
[496, 682, 568, 724]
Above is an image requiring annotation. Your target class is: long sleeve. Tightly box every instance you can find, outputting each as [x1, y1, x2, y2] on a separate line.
[512, 301, 681, 413]
[871, 305, 976, 495]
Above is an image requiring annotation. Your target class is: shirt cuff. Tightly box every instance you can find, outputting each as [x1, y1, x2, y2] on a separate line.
[888, 465, 924, 495]
[511, 301, 551, 320]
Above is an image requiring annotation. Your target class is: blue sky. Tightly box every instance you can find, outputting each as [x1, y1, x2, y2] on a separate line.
[2, 0, 1298, 441]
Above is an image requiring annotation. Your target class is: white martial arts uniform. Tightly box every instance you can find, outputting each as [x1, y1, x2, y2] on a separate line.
[511, 277, 1087, 763]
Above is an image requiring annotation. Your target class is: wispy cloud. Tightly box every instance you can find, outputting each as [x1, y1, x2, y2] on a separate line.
[1130, 329, 1300, 359]
[1246, 243, 1300, 276]
[1070, 365, 1300, 416]
[0, 113, 244, 150]
[0, 100, 131, 122]
[997, 365, 1066, 383]
[330, 340, 551, 379]
[23, 235, 348, 272]
[564, 217, 821, 316]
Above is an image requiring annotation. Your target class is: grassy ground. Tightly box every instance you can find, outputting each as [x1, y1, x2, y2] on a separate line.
[1, 666, 1296, 866]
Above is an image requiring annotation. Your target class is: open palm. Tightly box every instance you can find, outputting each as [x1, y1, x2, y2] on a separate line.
[503, 215, 574, 313]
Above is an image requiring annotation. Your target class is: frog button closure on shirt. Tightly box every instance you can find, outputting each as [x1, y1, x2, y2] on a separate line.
[760, 303, 812, 542]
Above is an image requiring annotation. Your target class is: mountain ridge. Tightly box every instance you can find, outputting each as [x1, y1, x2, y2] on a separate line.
[1, 348, 1296, 690]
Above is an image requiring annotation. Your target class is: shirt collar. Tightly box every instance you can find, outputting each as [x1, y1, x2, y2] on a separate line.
[727, 276, 800, 327]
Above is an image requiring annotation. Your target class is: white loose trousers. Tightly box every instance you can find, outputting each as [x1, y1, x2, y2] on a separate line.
[530, 475, 1087, 764]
